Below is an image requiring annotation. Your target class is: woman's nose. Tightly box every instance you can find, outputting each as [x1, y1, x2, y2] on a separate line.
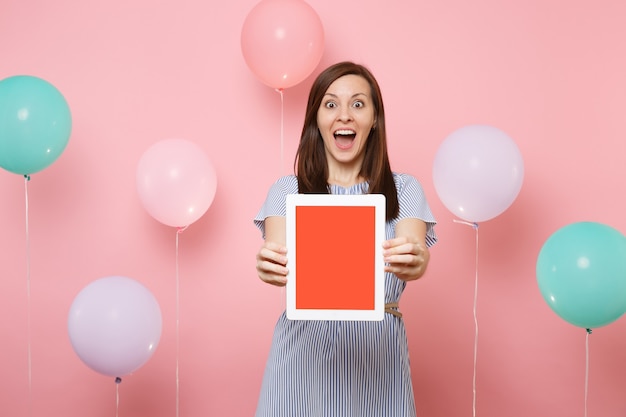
[337, 107, 353, 121]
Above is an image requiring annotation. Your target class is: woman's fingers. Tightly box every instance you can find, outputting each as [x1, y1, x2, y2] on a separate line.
[256, 242, 289, 286]
[383, 238, 424, 262]
[383, 237, 429, 281]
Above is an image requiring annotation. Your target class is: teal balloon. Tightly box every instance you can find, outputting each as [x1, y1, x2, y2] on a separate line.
[536, 222, 626, 329]
[0, 75, 72, 175]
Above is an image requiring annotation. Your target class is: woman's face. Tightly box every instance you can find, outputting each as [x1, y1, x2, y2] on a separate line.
[317, 74, 376, 169]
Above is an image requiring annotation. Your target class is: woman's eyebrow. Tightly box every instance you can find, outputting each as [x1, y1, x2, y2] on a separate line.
[323, 92, 369, 99]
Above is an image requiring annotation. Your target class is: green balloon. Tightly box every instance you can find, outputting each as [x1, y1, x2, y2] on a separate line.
[0, 75, 72, 175]
[536, 221, 626, 329]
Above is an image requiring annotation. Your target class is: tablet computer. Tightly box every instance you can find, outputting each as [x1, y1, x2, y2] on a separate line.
[285, 193, 386, 321]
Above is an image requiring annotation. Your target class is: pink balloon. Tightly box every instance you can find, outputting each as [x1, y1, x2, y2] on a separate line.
[136, 139, 217, 228]
[432, 125, 524, 223]
[67, 276, 162, 378]
[241, 0, 324, 90]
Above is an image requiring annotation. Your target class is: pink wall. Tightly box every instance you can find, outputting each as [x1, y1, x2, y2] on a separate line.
[2, 0, 626, 416]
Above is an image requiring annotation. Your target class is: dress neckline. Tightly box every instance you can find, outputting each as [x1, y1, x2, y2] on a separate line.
[328, 181, 370, 194]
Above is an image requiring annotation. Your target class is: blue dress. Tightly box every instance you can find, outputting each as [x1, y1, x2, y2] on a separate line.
[254, 173, 437, 417]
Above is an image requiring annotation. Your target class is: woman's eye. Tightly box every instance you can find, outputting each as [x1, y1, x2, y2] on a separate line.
[353, 101, 364, 108]
[325, 101, 337, 108]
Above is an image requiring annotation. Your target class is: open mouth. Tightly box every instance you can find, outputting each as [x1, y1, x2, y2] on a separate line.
[334, 129, 356, 149]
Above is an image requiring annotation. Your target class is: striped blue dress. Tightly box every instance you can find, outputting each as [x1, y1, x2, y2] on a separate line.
[254, 173, 437, 417]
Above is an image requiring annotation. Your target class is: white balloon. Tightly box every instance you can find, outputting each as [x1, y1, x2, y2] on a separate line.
[68, 276, 162, 377]
[432, 125, 524, 223]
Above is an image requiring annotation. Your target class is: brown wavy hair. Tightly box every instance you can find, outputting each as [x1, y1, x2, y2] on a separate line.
[295, 61, 399, 220]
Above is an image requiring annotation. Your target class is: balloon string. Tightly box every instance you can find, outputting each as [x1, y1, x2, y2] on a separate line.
[275, 87, 286, 326]
[24, 175, 32, 417]
[276, 88, 285, 175]
[453, 219, 479, 417]
[175, 227, 184, 417]
[115, 377, 122, 417]
[584, 329, 591, 417]
[471, 224, 479, 417]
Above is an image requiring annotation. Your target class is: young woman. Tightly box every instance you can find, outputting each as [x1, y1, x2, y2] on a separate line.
[254, 61, 437, 416]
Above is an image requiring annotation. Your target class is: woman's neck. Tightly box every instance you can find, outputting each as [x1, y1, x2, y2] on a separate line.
[327, 169, 365, 188]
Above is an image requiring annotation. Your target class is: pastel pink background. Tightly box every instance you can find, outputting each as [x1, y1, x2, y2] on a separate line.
[2, 1, 626, 416]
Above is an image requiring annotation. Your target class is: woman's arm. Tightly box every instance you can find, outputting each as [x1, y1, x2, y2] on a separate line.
[382, 217, 430, 281]
[255, 216, 289, 286]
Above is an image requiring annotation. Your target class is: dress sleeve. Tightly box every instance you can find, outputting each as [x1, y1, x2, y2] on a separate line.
[253, 175, 299, 238]
[395, 173, 438, 248]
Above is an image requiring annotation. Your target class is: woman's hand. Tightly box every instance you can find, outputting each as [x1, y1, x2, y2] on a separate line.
[383, 218, 431, 282]
[256, 241, 289, 286]
[256, 216, 288, 286]
[382, 236, 430, 281]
